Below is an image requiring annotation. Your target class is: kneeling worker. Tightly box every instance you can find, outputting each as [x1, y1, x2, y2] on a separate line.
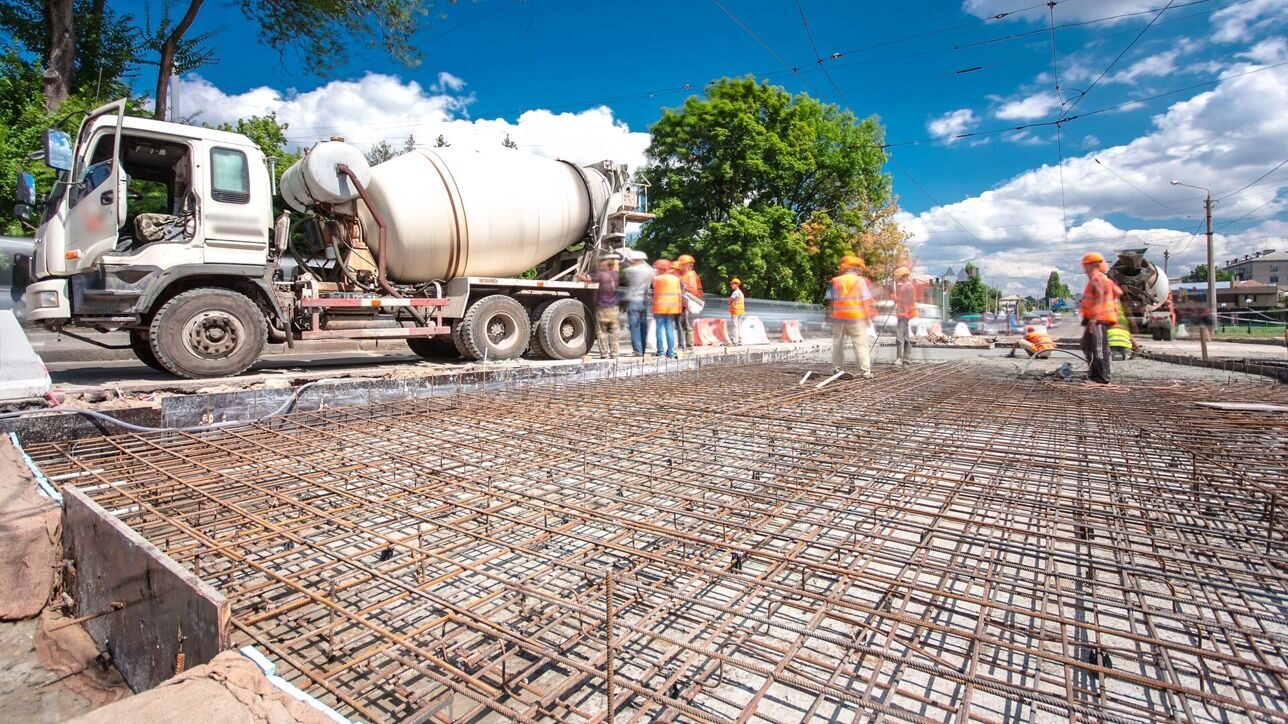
[1009, 325, 1056, 358]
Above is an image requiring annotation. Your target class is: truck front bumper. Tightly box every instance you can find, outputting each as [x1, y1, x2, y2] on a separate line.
[23, 279, 71, 323]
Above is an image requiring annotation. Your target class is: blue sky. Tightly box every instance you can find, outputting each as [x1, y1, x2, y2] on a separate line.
[114, 0, 1288, 292]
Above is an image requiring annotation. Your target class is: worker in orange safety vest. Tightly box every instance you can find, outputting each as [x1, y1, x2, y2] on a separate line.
[892, 266, 919, 365]
[675, 254, 702, 351]
[728, 278, 745, 346]
[1008, 325, 1056, 359]
[1079, 251, 1121, 384]
[651, 259, 682, 359]
[825, 255, 877, 377]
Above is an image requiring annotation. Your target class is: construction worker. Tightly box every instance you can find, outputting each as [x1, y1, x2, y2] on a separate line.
[1107, 303, 1138, 360]
[621, 250, 654, 356]
[826, 255, 877, 378]
[893, 266, 917, 365]
[1008, 325, 1056, 358]
[1079, 251, 1121, 384]
[591, 256, 621, 358]
[676, 254, 702, 351]
[651, 259, 682, 359]
[728, 278, 745, 346]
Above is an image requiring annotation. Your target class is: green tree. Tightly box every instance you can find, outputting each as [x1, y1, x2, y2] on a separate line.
[0, 0, 138, 110]
[402, 133, 416, 154]
[636, 76, 894, 302]
[1044, 270, 1071, 300]
[214, 113, 298, 187]
[366, 140, 396, 165]
[1182, 263, 1232, 283]
[433, 133, 450, 148]
[501, 133, 518, 149]
[949, 263, 1001, 315]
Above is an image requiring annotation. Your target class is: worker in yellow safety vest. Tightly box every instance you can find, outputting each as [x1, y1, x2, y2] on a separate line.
[825, 255, 876, 377]
[651, 259, 682, 358]
[728, 278, 745, 346]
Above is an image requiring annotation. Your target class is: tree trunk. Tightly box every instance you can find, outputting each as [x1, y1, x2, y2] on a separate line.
[152, 0, 204, 120]
[42, 0, 75, 111]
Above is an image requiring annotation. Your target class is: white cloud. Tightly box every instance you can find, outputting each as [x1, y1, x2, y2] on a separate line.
[902, 58, 1288, 294]
[1212, 0, 1288, 44]
[173, 72, 651, 173]
[926, 109, 977, 143]
[964, 0, 1158, 23]
[993, 91, 1060, 121]
[1108, 49, 1180, 84]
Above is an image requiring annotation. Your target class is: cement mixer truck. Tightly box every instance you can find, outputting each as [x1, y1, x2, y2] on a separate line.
[15, 100, 649, 378]
[1107, 249, 1176, 340]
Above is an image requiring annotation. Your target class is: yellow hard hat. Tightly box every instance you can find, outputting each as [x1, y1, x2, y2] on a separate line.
[730, 278, 741, 286]
[894, 266, 911, 277]
[839, 255, 862, 269]
[1081, 251, 1105, 265]
[677, 254, 696, 265]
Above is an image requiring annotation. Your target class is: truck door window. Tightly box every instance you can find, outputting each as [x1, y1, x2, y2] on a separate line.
[211, 148, 250, 204]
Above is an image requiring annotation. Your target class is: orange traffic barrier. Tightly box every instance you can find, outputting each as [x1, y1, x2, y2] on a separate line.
[694, 318, 728, 346]
[781, 320, 804, 343]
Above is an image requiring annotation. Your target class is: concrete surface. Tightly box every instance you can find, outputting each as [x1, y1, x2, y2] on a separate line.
[0, 619, 95, 723]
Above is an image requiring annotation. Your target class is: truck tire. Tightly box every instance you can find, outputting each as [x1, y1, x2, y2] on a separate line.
[407, 335, 460, 360]
[526, 301, 554, 359]
[129, 331, 167, 372]
[148, 288, 267, 378]
[1151, 328, 1162, 341]
[534, 298, 592, 360]
[457, 295, 530, 361]
[1161, 326, 1173, 341]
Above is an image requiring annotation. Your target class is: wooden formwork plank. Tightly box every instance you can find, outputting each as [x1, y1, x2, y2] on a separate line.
[62, 486, 228, 692]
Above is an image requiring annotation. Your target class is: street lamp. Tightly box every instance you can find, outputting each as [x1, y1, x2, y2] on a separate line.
[1170, 180, 1216, 327]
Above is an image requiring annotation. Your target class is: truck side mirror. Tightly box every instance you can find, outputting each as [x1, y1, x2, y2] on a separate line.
[15, 172, 35, 205]
[13, 203, 32, 222]
[43, 129, 73, 171]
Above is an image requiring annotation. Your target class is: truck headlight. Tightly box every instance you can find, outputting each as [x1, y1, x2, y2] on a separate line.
[36, 290, 60, 308]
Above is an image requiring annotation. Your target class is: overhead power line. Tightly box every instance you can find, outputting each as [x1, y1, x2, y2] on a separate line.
[794, 0, 851, 109]
[1215, 158, 1288, 201]
[708, 0, 826, 97]
[1060, 0, 1177, 119]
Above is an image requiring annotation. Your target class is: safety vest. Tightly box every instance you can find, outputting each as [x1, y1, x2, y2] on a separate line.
[680, 269, 703, 296]
[895, 281, 917, 319]
[729, 289, 745, 315]
[830, 273, 876, 320]
[652, 273, 683, 315]
[1024, 331, 1056, 352]
[1106, 326, 1133, 349]
[1079, 272, 1120, 324]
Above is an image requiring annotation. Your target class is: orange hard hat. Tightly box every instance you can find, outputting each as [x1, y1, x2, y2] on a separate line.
[839, 255, 862, 269]
[730, 278, 741, 286]
[654, 259, 672, 271]
[894, 266, 911, 277]
[1081, 251, 1105, 265]
[677, 254, 696, 265]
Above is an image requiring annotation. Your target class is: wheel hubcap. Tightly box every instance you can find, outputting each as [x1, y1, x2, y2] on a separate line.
[183, 311, 245, 360]
[485, 313, 519, 348]
[560, 317, 585, 346]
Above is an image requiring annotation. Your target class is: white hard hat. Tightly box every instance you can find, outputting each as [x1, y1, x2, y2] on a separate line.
[630, 249, 648, 262]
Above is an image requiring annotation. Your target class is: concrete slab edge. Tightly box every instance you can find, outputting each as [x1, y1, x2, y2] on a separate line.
[238, 645, 350, 724]
[8, 431, 61, 503]
[1141, 351, 1288, 383]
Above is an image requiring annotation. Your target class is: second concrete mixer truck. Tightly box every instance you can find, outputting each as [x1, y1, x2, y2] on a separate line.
[16, 100, 649, 378]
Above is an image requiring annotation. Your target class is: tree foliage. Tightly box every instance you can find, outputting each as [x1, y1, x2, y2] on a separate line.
[635, 77, 898, 302]
[433, 134, 450, 147]
[366, 140, 397, 165]
[1182, 263, 1232, 283]
[501, 133, 518, 149]
[0, 0, 138, 109]
[1044, 270, 1072, 300]
[949, 263, 1002, 315]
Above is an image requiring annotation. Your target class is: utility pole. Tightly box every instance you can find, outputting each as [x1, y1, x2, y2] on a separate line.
[1171, 180, 1216, 329]
[1163, 249, 1169, 276]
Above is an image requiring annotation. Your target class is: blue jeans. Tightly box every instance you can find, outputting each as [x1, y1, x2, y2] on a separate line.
[654, 314, 677, 358]
[626, 300, 648, 355]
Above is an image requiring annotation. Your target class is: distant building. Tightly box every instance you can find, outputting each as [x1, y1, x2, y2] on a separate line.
[1223, 248, 1286, 285]
[998, 294, 1023, 314]
[1171, 280, 1282, 309]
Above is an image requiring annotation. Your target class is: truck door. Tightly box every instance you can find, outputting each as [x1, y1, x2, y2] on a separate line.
[61, 100, 126, 276]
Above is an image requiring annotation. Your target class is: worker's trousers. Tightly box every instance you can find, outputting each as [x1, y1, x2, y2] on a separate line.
[831, 320, 871, 374]
[1081, 322, 1111, 384]
[729, 314, 742, 345]
[654, 315, 678, 358]
[677, 309, 694, 350]
[895, 318, 912, 361]
[595, 307, 620, 358]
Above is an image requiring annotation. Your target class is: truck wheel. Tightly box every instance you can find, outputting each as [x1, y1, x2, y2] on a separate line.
[526, 301, 554, 359]
[1150, 328, 1162, 341]
[148, 288, 267, 378]
[535, 298, 592, 360]
[407, 335, 460, 360]
[458, 295, 530, 361]
[1161, 327, 1173, 341]
[129, 331, 167, 372]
